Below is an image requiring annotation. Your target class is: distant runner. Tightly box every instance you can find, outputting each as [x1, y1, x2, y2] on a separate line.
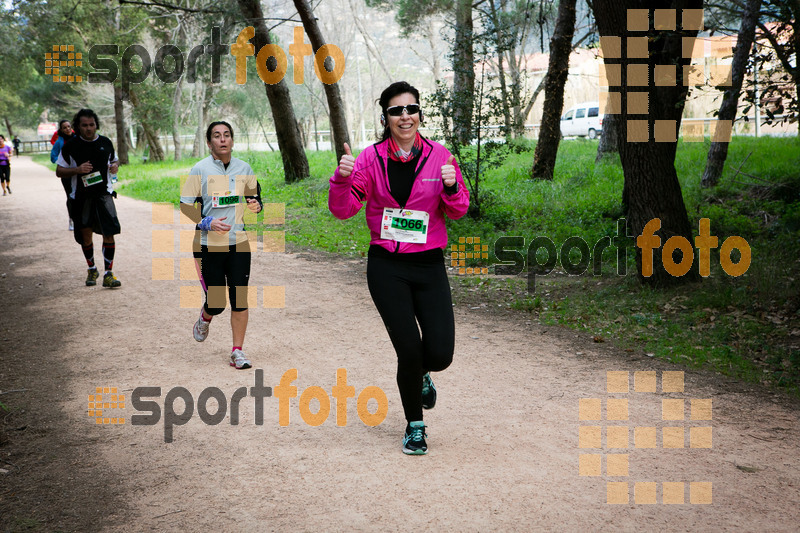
[51, 119, 76, 230]
[0, 135, 13, 196]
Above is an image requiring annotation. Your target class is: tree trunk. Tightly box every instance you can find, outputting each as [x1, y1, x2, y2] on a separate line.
[595, 106, 618, 162]
[172, 74, 184, 161]
[701, 0, 761, 187]
[293, 0, 350, 162]
[489, 0, 513, 141]
[192, 82, 205, 157]
[143, 124, 165, 162]
[237, 0, 309, 182]
[109, 2, 128, 164]
[452, 0, 475, 145]
[4, 117, 13, 139]
[348, 0, 393, 81]
[594, 0, 701, 287]
[129, 89, 164, 162]
[531, 0, 576, 180]
[113, 85, 129, 164]
[425, 24, 441, 83]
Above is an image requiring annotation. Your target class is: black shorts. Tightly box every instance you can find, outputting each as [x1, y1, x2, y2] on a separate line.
[193, 243, 252, 313]
[0, 165, 9, 183]
[70, 194, 122, 244]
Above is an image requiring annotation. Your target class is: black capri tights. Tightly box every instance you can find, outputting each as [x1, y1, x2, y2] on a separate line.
[194, 243, 251, 315]
[367, 254, 455, 423]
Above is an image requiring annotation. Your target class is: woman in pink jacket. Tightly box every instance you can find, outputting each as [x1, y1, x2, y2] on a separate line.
[329, 81, 470, 455]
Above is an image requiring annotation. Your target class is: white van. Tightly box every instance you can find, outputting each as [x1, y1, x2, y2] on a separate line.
[560, 102, 603, 139]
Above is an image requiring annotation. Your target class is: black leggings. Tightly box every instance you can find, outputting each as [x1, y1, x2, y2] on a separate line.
[194, 243, 251, 314]
[367, 252, 455, 423]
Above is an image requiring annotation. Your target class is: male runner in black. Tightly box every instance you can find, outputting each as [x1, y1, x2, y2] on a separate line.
[56, 109, 122, 288]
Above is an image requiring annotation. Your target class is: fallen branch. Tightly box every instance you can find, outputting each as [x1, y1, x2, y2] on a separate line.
[153, 509, 185, 520]
[0, 458, 20, 471]
[0, 389, 27, 396]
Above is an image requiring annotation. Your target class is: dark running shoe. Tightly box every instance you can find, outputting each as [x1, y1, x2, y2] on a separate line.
[102, 271, 121, 288]
[422, 372, 437, 410]
[86, 268, 99, 286]
[402, 421, 428, 455]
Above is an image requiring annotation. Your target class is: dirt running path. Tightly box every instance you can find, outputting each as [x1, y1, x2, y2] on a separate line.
[1, 155, 799, 532]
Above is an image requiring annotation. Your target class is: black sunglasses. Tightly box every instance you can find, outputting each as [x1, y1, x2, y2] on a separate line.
[385, 104, 421, 117]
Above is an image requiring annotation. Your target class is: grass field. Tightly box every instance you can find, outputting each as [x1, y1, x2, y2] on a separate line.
[33, 136, 800, 392]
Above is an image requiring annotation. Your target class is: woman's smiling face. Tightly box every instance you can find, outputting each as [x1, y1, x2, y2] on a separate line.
[386, 92, 420, 149]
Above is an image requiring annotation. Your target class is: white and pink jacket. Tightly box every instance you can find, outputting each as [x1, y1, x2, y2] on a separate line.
[329, 137, 470, 253]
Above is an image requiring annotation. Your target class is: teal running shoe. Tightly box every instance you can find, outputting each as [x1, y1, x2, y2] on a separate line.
[403, 421, 428, 455]
[422, 372, 437, 409]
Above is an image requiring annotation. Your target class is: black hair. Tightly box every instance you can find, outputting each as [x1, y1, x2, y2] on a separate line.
[377, 81, 421, 142]
[72, 108, 100, 130]
[206, 121, 234, 142]
[58, 119, 72, 139]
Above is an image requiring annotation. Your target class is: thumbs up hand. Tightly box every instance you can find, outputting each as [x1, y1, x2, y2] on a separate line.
[442, 154, 456, 187]
[339, 142, 355, 178]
